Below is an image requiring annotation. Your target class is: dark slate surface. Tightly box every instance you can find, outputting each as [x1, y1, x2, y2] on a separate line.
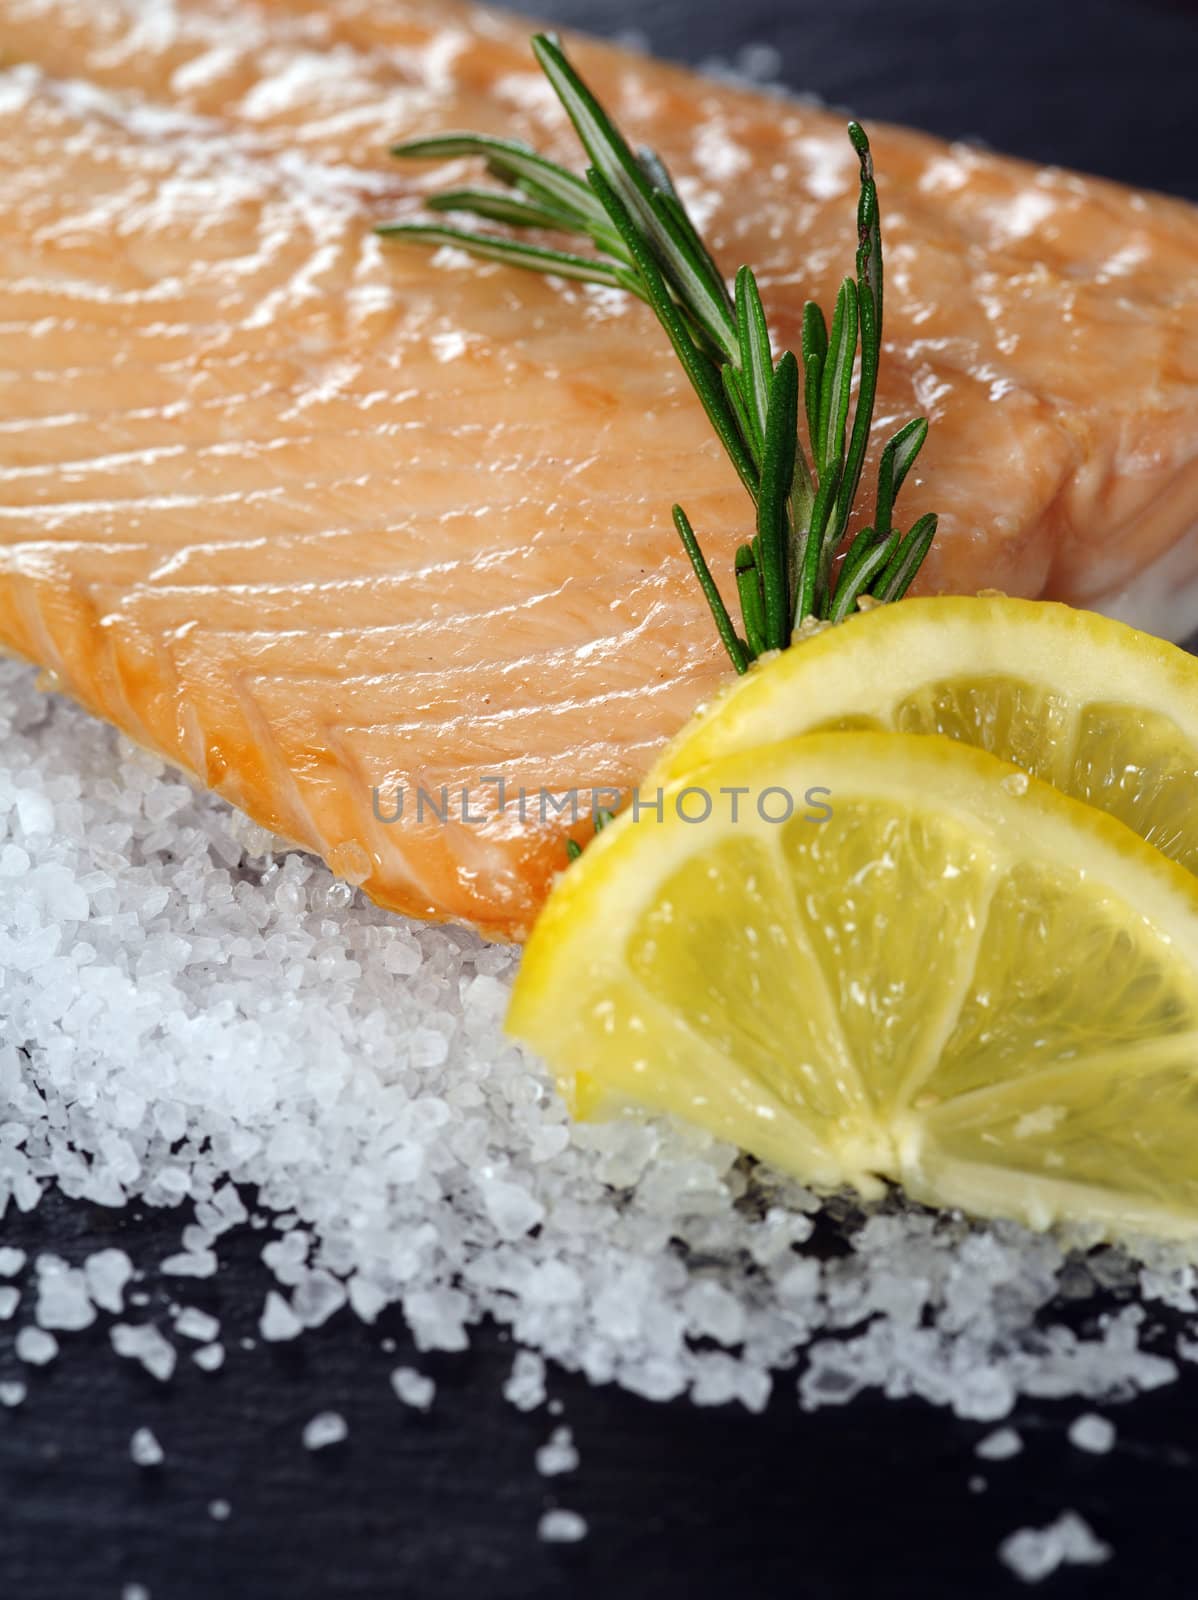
[3, 2, 1198, 1597]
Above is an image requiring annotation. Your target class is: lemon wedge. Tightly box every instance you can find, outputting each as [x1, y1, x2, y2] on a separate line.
[654, 597, 1198, 875]
[508, 732, 1198, 1239]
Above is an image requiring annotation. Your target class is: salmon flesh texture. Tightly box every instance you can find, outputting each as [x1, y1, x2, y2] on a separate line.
[1, 0, 1197, 937]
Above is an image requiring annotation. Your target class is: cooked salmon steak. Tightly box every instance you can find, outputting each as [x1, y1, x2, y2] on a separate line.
[2, 0, 1197, 936]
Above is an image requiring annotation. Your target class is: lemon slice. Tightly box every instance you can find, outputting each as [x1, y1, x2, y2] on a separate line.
[508, 732, 1198, 1239]
[653, 596, 1198, 875]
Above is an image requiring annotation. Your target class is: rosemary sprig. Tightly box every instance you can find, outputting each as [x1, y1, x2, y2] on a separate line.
[379, 34, 937, 672]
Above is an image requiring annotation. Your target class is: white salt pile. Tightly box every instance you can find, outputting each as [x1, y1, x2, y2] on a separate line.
[998, 1512, 1111, 1583]
[2, 657, 1197, 1574]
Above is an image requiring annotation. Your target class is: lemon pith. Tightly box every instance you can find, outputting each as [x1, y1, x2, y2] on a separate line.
[508, 732, 1198, 1239]
[652, 596, 1198, 875]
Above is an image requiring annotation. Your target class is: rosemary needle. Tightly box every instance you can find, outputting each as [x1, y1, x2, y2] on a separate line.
[380, 33, 938, 674]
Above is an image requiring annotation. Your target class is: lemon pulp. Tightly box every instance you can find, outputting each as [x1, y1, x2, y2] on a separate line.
[653, 596, 1198, 875]
[509, 732, 1198, 1239]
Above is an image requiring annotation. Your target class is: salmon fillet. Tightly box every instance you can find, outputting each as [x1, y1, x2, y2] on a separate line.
[1, 0, 1197, 937]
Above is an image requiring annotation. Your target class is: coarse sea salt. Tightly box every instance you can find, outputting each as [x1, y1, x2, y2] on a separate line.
[130, 1427, 165, 1467]
[535, 1426, 579, 1477]
[975, 1427, 1022, 1462]
[4, 654, 1198, 1576]
[303, 1411, 348, 1451]
[1068, 1413, 1117, 1454]
[998, 1511, 1111, 1582]
[390, 1366, 435, 1411]
[111, 1324, 176, 1383]
[537, 1508, 587, 1544]
[15, 1327, 58, 1366]
[174, 1307, 220, 1343]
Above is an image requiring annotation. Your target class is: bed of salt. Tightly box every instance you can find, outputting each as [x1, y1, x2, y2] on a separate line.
[3, 652, 1198, 1571]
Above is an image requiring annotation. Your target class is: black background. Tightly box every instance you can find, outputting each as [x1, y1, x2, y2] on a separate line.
[3, 2, 1198, 1597]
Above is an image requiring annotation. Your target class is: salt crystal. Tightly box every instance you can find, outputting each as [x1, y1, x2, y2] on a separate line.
[503, 1350, 547, 1412]
[84, 1249, 134, 1314]
[291, 1270, 346, 1329]
[535, 1426, 579, 1477]
[174, 1307, 220, 1343]
[193, 1342, 225, 1372]
[0, 842, 29, 875]
[348, 1276, 387, 1324]
[122, 1585, 151, 1600]
[537, 1509, 587, 1544]
[302, 1411, 348, 1450]
[35, 1263, 95, 1331]
[683, 1280, 746, 1346]
[15, 1327, 58, 1365]
[130, 1428, 164, 1467]
[0, 1246, 26, 1277]
[0, 1287, 19, 1320]
[479, 1177, 545, 1240]
[159, 1250, 217, 1278]
[111, 1324, 176, 1382]
[409, 1027, 449, 1069]
[0, 1380, 27, 1406]
[998, 1511, 1111, 1582]
[259, 1291, 302, 1342]
[208, 1498, 232, 1521]
[976, 1427, 1022, 1461]
[1068, 1413, 1116, 1454]
[390, 1367, 435, 1411]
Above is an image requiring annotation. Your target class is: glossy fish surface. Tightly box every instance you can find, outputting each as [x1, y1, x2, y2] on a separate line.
[1, 0, 1196, 935]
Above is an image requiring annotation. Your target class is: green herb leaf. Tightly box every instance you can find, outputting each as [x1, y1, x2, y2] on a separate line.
[532, 36, 737, 354]
[735, 544, 768, 659]
[875, 513, 939, 601]
[390, 132, 605, 222]
[830, 527, 899, 621]
[756, 352, 801, 650]
[735, 267, 773, 446]
[801, 301, 828, 451]
[427, 187, 589, 232]
[816, 277, 859, 476]
[375, 222, 640, 293]
[673, 506, 750, 673]
[874, 416, 929, 539]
